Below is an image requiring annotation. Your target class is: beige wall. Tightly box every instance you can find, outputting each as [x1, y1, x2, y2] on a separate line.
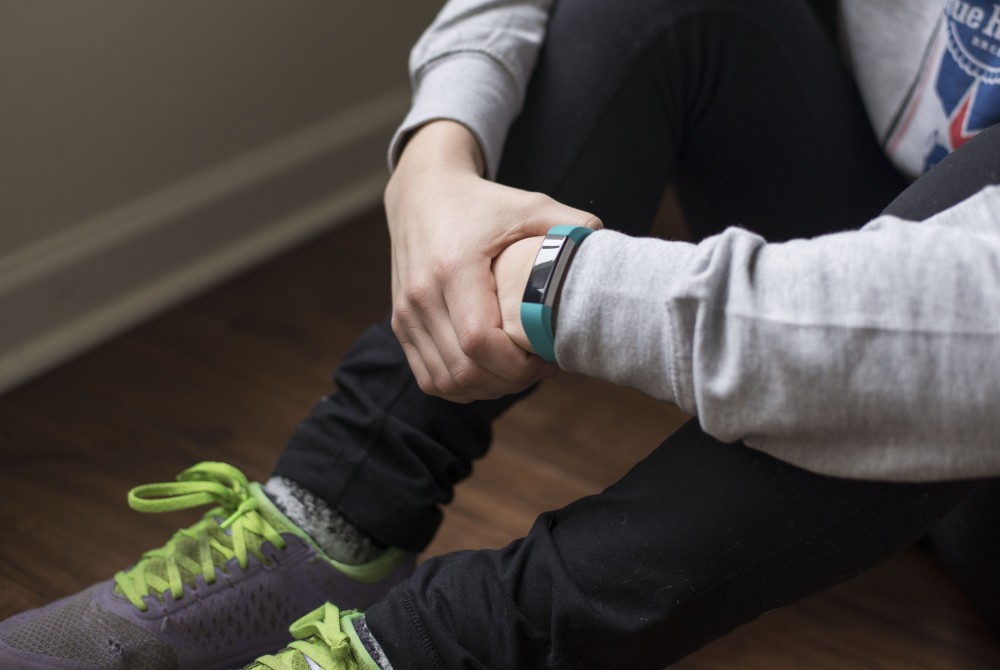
[0, 1, 443, 392]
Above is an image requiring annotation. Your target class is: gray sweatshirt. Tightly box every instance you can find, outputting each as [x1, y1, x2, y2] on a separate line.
[390, 0, 1000, 481]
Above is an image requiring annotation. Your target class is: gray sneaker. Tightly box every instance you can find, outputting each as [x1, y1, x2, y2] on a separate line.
[0, 462, 415, 670]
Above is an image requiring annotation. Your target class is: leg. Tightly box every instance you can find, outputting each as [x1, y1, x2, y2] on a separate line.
[500, 0, 905, 241]
[370, 423, 971, 669]
[273, 319, 528, 551]
[884, 122, 1000, 640]
[929, 480, 1000, 638]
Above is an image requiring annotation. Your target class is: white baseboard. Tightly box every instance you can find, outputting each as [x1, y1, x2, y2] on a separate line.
[0, 87, 409, 395]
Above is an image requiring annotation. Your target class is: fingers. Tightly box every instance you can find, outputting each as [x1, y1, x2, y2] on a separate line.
[442, 262, 554, 386]
[390, 196, 599, 401]
[392, 261, 552, 401]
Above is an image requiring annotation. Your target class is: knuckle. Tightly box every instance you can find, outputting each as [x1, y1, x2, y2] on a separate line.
[431, 256, 462, 284]
[413, 367, 445, 397]
[400, 348, 432, 393]
[415, 376, 438, 396]
[391, 307, 421, 340]
[451, 363, 484, 391]
[403, 281, 435, 310]
[510, 360, 545, 384]
[434, 374, 460, 397]
[390, 313, 405, 336]
[511, 193, 552, 228]
[457, 327, 490, 359]
[508, 366, 539, 385]
[524, 191, 552, 210]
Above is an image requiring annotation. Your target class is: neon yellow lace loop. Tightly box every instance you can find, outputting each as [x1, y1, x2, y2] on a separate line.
[249, 603, 360, 670]
[112, 462, 287, 611]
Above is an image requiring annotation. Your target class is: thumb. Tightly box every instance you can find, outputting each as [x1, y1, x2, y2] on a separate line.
[517, 197, 603, 240]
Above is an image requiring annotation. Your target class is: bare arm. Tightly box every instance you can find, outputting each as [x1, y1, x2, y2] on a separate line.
[384, 0, 601, 402]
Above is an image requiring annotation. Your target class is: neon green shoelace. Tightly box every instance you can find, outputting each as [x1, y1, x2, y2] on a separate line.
[248, 603, 359, 670]
[113, 461, 287, 611]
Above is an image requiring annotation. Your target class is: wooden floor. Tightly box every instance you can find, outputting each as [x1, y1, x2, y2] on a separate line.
[1, 208, 998, 668]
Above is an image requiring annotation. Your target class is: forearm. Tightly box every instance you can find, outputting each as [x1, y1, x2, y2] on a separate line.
[388, 0, 554, 178]
[555, 186, 1000, 481]
[388, 120, 485, 194]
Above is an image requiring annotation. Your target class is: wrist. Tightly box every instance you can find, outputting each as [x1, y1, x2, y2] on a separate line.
[520, 226, 595, 363]
[397, 120, 486, 177]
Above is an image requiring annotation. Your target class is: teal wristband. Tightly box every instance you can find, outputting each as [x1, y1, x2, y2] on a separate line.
[519, 225, 594, 362]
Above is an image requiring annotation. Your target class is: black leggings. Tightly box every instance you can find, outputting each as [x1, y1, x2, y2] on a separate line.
[275, 0, 1000, 666]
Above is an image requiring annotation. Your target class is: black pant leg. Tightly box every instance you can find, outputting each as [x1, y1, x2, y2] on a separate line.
[879, 122, 1000, 641]
[929, 480, 1000, 639]
[883, 122, 1000, 221]
[273, 318, 529, 551]
[369, 422, 971, 669]
[500, 0, 906, 240]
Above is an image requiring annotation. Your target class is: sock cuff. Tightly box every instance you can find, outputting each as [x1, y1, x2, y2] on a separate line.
[353, 616, 394, 670]
[264, 476, 385, 565]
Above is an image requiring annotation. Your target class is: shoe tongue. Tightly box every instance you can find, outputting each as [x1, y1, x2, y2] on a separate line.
[302, 654, 325, 670]
[251, 483, 310, 539]
[245, 649, 317, 670]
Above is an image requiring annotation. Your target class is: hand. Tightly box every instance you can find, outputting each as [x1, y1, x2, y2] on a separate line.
[385, 121, 600, 402]
[492, 236, 546, 355]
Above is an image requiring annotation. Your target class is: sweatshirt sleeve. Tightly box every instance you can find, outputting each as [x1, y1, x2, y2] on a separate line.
[555, 185, 1000, 482]
[388, 0, 553, 179]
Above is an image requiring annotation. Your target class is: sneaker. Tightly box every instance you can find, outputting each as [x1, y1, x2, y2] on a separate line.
[241, 603, 379, 670]
[0, 462, 415, 670]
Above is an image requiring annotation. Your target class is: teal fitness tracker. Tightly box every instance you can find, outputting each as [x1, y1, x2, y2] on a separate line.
[520, 225, 594, 362]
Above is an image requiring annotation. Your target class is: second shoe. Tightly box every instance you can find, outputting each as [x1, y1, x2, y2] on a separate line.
[0, 462, 416, 670]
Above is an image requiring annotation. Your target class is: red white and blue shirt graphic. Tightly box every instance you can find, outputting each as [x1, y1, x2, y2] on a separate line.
[885, 0, 1000, 177]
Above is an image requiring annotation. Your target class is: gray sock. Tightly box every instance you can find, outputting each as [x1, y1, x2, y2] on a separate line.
[264, 476, 385, 565]
[353, 616, 393, 670]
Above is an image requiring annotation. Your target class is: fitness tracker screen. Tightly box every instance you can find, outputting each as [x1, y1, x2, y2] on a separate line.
[522, 238, 566, 304]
